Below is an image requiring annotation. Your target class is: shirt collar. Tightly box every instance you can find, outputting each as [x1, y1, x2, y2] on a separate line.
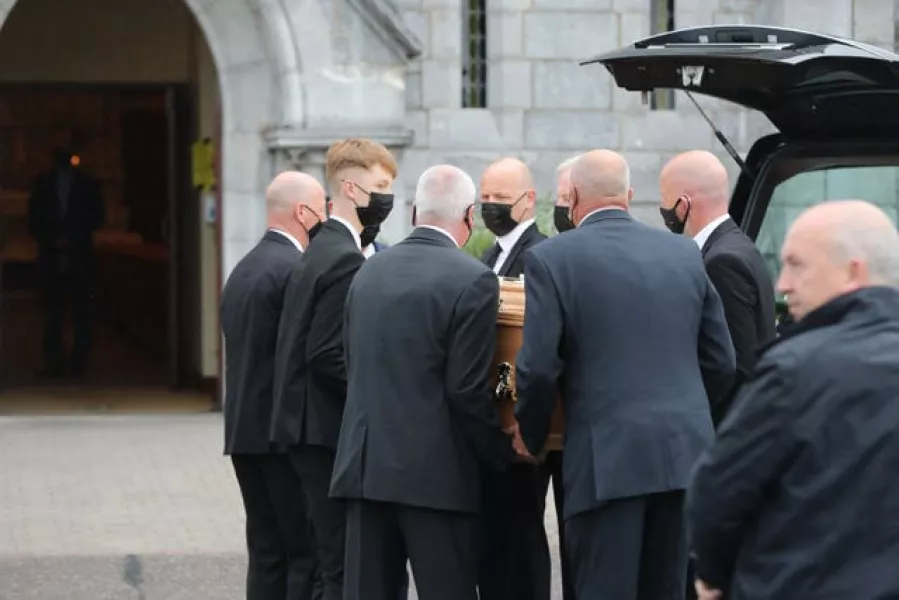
[418, 225, 459, 247]
[693, 214, 731, 249]
[580, 206, 625, 225]
[269, 228, 303, 252]
[329, 216, 362, 251]
[496, 218, 534, 252]
[362, 244, 376, 258]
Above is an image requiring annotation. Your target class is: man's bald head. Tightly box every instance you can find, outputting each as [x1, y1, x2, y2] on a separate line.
[265, 171, 327, 249]
[479, 157, 536, 235]
[658, 150, 730, 237]
[778, 200, 899, 320]
[568, 150, 632, 226]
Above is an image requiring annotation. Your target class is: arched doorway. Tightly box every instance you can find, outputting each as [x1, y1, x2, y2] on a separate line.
[0, 0, 282, 408]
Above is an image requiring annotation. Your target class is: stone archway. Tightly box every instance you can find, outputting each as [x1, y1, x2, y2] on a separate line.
[0, 0, 300, 277]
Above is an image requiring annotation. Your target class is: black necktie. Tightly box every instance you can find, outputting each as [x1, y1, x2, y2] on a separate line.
[485, 242, 502, 269]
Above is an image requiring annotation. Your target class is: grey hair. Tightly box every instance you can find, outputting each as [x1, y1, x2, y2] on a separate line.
[570, 154, 631, 197]
[830, 219, 899, 286]
[414, 165, 476, 222]
[556, 155, 582, 177]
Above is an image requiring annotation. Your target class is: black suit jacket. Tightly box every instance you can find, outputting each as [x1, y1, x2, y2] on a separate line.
[514, 209, 736, 519]
[701, 218, 776, 424]
[270, 219, 364, 450]
[481, 222, 547, 278]
[28, 168, 105, 270]
[329, 227, 516, 513]
[220, 231, 301, 454]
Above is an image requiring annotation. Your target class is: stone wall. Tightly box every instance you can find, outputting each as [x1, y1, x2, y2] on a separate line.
[385, 0, 896, 237]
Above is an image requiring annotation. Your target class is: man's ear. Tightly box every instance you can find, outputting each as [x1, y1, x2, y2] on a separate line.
[627, 187, 634, 203]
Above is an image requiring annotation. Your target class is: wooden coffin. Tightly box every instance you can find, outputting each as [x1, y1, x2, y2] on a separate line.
[493, 276, 564, 452]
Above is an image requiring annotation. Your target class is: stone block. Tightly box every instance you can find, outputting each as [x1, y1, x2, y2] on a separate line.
[406, 109, 429, 147]
[204, 0, 268, 68]
[713, 11, 750, 24]
[612, 86, 650, 112]
[429, 109, 507, 149]
[393, 0, 423, 8]
[223, 191, 266, 244]
[493, 109, 526, 146]
[783, 0, 852, 37]
[406, 68, 423, 108]
[533, 60, 612, 110]
[402, 10, 431, 58]
[676, 0, 721, 12]
[524, 12, 619, 60]
[524, 111, 620, 149]
[532, 0, 612, 9]
[488, 60, 533, 109]
[620, 110, 714, 151]
[421, 0, 461, 8]
[613, 0, 651, 12]
[489, 0, 532, 10]
[421, 60, 462, 108]
[721, 0, 756, 11]
[620, 12, 650, 46]
[222, 132, 265, 194]
[431, 9, 462, 59]
[225, 63, 276, 134]
[853, 0, 895, 49]
[487, 11, 524, 59]
[675, 10, 716, 29]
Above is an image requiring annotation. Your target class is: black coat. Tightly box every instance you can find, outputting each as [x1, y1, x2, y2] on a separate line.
[515, 209, 735, 519]
[700, 218, 776, 424]
[220, 231, 301, 454]
[330, 227, 516, 513]
[687, 286, 899, 600]
[480, 222, 546, 278]
[270, 219, 364, 450]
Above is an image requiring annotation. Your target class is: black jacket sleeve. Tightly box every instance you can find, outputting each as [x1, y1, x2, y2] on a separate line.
[446, 269, 515, 471]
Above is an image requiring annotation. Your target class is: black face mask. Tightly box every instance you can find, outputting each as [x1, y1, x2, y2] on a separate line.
[659, 197, 691, 234]
[554, 206, 575, 233]
[360, 223, 380, 248]
[481, 193, 525, 237]
[302, 210, 323, 241]
[354, 189, 394, 228]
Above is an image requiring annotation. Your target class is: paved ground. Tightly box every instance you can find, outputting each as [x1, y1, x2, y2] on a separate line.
[0, 413, 563, 599]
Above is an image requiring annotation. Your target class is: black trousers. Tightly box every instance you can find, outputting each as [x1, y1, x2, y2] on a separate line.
[537, 451, 574, 600]
[565, 491, 687, 600]
[40, 264, 92, 374]
[478, 463, 551, 600]
[344, 499, 480, 600]
[288, 447, 347, 600]
[231, 453, 321, 600]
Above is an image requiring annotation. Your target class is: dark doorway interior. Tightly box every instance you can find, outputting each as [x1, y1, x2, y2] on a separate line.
[0, 84, 200, 392]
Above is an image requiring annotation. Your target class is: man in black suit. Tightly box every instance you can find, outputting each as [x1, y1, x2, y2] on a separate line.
[221, 171, 326, 600]
[476, 157, 551, 600]
[28, 144, 105, 378]
[330, 164, 531, 600]
[659, 151, 776, 425]
[271, 138, 398, 600]
[514, 150, 736, 600]
[552, 156, 578, 235]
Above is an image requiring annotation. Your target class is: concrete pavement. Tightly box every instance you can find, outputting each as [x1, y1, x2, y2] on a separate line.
[0, 413, 563, 599]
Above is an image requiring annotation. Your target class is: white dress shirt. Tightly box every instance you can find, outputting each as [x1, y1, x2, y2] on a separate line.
[493, 218, 534, 274]
[269, 228, 303, 252]
[693, 214, 731, 250]
[362, 245, 376, 259]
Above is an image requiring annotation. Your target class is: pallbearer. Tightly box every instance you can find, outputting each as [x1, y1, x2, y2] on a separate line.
[331, 164, 532, 600]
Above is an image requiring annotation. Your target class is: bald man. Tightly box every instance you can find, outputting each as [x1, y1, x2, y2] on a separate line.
[687, 200, 899, 600]
[478, 157, 552, 600]
[660, 151, 776, 425]
[479, 157, 547, 277]
[221, 171, 326, 600]
[514, 150, 735, 600]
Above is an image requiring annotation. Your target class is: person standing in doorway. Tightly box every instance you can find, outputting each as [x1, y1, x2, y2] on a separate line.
[28, 140, 105, 378]
[221, 171, 327, 600]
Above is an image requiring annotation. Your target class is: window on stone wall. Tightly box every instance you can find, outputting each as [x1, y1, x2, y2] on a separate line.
[650, 0, 675, 110]
[462, 0, 487, 108]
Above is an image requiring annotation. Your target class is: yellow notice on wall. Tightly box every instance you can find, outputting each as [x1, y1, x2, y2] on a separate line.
[192, 138, 216, 191]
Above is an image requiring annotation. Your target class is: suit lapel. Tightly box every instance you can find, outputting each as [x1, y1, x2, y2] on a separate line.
[497, 223, 537, 277]
[700, 218, 738, 257]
